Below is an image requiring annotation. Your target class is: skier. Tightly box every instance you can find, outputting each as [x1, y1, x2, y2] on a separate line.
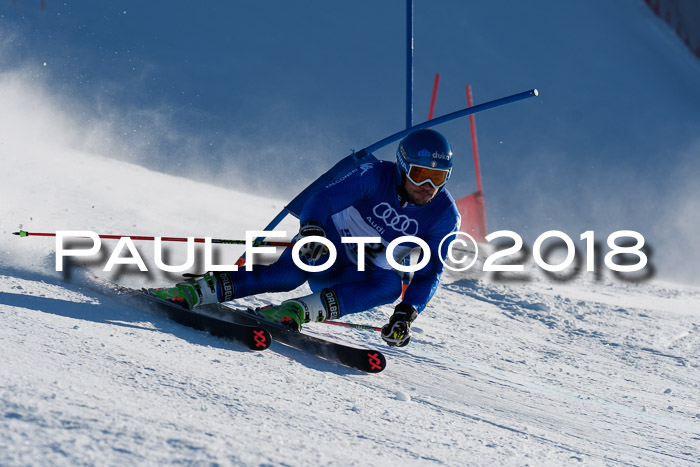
[152, 128, 460, 347]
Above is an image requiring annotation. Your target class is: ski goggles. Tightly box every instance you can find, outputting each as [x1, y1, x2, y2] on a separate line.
[405, 164, 451, 189]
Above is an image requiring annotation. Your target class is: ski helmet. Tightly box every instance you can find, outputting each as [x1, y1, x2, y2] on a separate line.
[396, 129, 453, 189]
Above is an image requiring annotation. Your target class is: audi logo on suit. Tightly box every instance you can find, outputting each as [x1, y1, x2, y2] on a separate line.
[371, 202, 419, 236]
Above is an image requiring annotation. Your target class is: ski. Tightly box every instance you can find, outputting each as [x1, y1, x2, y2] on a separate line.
[79, 277, 382, 371]
[139, 290, 272, 350]
[103, 284, 272, 351]
[207, 304, 387, 373]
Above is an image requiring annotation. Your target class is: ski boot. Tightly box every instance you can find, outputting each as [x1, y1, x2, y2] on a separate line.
[150, 272, 234, 310]
[258, 289, 340, 331]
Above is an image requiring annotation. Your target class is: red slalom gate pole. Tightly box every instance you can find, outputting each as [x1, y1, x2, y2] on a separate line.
[466, 84, 483, 194]
[12, 230, 295, 247]
[428, 72, 440, 121]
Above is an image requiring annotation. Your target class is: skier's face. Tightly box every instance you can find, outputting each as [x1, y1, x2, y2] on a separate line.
[403, 176, 439, 206]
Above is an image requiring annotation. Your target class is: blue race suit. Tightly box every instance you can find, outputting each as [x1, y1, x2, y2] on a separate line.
[228, 160, 460, 317]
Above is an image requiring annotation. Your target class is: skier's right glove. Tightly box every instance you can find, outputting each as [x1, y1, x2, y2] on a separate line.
[296, 220, 329, 262]
[381, 303, 418, 347]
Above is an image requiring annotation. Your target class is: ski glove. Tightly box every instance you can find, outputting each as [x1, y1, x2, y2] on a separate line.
[381, 303, 418, 347]
[296, 220, 329, 262]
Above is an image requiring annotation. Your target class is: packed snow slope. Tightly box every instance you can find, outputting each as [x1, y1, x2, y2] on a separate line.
[2, 138, 700, 466]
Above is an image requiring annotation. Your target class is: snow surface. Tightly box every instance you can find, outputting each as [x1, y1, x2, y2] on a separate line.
[2, 122, 700, 465]
[2, 1, 700, 465]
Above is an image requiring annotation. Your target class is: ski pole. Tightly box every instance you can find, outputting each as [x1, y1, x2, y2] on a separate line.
[12, 230, 295, 247]
[322, 320, 382, 332]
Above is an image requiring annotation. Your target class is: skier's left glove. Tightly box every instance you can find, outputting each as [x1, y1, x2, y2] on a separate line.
[296, 220, 329, 262]
[381, 303, 418, 347]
